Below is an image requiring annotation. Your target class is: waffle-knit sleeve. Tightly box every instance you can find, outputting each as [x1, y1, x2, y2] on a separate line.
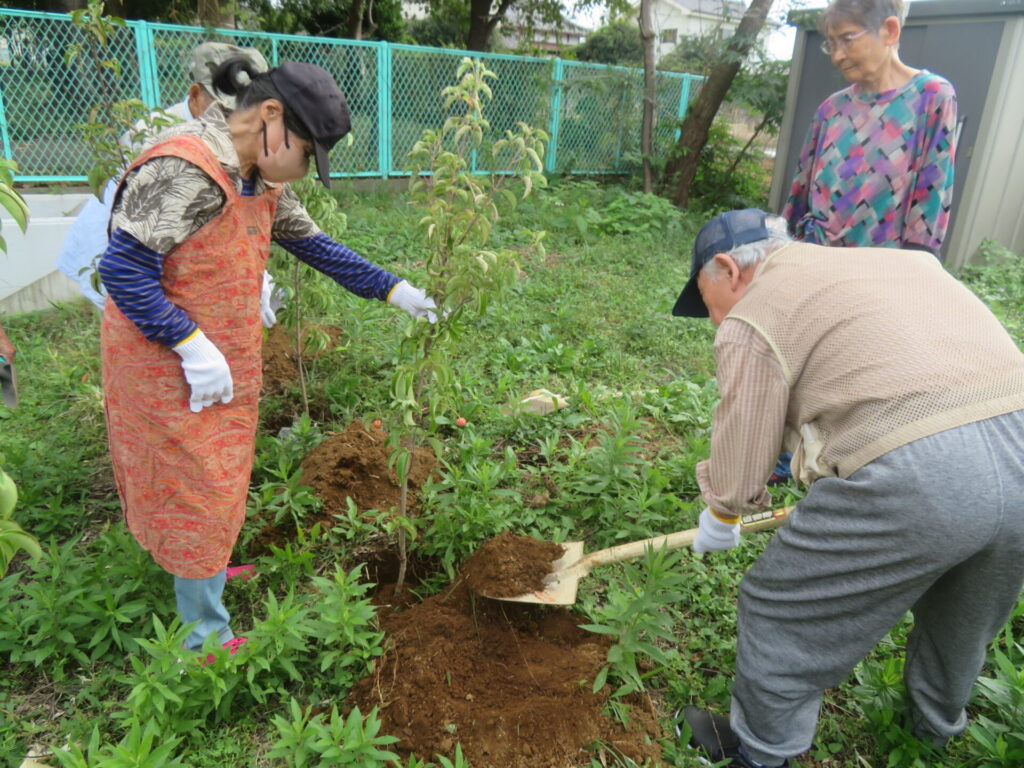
[695, 318, 789, 517]
[903, 78, 957, 254]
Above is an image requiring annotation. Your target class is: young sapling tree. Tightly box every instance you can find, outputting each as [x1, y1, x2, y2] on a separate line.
[388, 58, 549, 594]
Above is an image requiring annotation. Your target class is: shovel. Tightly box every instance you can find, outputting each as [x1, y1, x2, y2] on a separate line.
[488, 506, 792, 605]
[0, 355, 17, 409]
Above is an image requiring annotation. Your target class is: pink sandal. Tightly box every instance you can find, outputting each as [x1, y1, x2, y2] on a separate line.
[203, 636, 248, 666]
[225, 564, 256, 582]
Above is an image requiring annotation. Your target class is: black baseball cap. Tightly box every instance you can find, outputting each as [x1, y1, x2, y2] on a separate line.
[671, 208, 772, 318]
[268, 62, 351, 188]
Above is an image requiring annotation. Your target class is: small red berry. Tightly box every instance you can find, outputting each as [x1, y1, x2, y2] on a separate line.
[372, 419, 383, 429]
[455, 417, 467, 427]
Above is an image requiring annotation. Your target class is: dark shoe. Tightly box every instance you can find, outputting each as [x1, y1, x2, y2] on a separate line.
[684, 706, 740, 760]
[682, 707, 789, 768]
[904, 708, 951, 749]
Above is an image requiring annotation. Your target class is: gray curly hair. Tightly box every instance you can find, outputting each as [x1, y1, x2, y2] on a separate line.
[820, 0, 908, 34]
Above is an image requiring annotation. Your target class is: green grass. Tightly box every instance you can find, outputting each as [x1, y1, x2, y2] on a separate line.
[0, 180, 1022, 767]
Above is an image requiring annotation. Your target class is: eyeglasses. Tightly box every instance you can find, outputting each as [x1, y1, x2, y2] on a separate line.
[820, 28, 869, 55]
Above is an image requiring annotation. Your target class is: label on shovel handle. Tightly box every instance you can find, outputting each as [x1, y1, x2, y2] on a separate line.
[739, 506, 791, 532]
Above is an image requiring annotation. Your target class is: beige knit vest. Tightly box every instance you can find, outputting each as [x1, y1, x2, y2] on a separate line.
[729, 242, 1024, 481]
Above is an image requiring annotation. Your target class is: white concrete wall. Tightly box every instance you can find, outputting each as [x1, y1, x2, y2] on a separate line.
[1, 192, 92, 316]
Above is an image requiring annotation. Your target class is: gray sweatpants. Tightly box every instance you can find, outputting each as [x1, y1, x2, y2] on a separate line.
[729, 410, 1024, 765]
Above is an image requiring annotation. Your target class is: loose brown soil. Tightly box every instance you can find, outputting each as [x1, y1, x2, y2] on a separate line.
[261, 324, 344, 394]
[350, 580, 664, 768]
[300, 420, 436, 518]
[463, 531, 565, 598]
[248, 420, 436, 555]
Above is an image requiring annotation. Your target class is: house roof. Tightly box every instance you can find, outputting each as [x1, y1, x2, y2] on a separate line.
[502, 8, 591, 34]
[649, 0, 748, 22]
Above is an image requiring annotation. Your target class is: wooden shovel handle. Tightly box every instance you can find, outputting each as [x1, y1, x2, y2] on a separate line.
[578, 506, 792, 572]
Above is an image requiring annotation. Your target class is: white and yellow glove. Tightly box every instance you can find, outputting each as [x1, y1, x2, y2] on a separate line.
[173, 330, 233, 413]
[260, 270, 283, 329]
[387, 280, 438, 323]
[692, 507, 741, 554]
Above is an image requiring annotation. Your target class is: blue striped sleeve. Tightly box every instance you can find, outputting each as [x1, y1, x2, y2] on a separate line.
[276, 233, 400, 301]
[98, 228, 198, 347]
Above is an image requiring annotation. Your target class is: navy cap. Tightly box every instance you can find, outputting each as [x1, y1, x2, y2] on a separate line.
[671, 208, 772, 318]
[268, 62, 351, 188]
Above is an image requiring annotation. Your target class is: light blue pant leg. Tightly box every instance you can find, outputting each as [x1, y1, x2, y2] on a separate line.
[174, 569, 233, 651]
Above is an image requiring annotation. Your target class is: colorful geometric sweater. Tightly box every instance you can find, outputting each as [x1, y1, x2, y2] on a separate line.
[782, 70, 957, 256]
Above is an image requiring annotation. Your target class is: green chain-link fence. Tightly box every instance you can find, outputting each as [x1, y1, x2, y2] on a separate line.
[0, 8, 701, 182]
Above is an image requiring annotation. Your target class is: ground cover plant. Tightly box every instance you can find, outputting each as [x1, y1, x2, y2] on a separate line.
[1, 177, 1022, 766]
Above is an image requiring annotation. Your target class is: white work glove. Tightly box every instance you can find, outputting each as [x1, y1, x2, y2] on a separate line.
[692, 507, 741, 554]
[260, 270, 282, 328]
[387, 280, 438, 323]
[173, 330, 233, 413]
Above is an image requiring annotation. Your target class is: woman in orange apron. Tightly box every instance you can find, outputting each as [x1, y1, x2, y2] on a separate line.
[98, 59, 435, 654]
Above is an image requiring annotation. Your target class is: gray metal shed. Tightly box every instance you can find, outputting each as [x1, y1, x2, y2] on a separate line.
[768, 0, 1024, 269]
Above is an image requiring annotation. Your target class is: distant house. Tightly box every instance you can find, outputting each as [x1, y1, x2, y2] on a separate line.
[497, 10, 590, 54]
[633, 0, 749, 61]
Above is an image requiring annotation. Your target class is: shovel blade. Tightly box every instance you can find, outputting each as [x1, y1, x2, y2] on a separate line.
[482, 540, 585, 605]
[0, 362, 17, 409]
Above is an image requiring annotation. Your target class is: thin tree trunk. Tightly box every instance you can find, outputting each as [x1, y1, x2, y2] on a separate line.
[394, 478, 408, 596]
[293, 260, 310, 418]
[197, 0, 223, 28]
[638, 0, 657, 194]
[725, 113, 770, 178]
[661, 0, 774, 208]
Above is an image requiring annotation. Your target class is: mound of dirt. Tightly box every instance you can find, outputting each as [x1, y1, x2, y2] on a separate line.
[300, 420, 436, 518]
[261, 324, 344, 394]
[462, 531, 565, 598]
[248, 421, 437, 556]
[349, 581, 664, 768]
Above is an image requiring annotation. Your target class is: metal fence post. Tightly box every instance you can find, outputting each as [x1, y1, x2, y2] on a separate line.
[0, 87, 12, 161]
[675, 74, 693, 141]
[133, 20, 159, 108]
[271, 36, 279, 67]
[378, 41, 391, 177]
[545, 57, 563, 174]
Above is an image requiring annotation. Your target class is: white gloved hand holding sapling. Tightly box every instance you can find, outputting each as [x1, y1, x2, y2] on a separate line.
[260, 270, 279, 328]
[692, 507, 741, 554]
[387, 280, 438, 323]
[173, 330, 233, 413]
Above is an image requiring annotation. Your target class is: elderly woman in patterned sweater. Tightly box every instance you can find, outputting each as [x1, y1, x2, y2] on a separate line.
[97, 58, 436, 657]
[783, 0, 957, 257]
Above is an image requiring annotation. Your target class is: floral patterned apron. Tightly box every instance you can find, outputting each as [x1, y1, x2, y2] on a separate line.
[102, 134, 279, 578]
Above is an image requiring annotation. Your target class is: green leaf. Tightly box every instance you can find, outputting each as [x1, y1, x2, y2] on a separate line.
[0, 185, 29, 233]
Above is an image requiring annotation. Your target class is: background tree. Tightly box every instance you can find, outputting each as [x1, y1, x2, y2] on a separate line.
[406, 0, 577, 52]
[724, 57, 788, 176]
[247, 0, 405, 39]
[466, 0, 514, 50]
[406, 0, 469, 48]
[573, 17, 643, 66]
[660, 0, 774, 207]
[656, 29, 729, 76]
[638, 0, 655, 193]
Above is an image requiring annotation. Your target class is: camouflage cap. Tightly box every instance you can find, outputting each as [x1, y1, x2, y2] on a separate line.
[189, 42, 269, 110]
